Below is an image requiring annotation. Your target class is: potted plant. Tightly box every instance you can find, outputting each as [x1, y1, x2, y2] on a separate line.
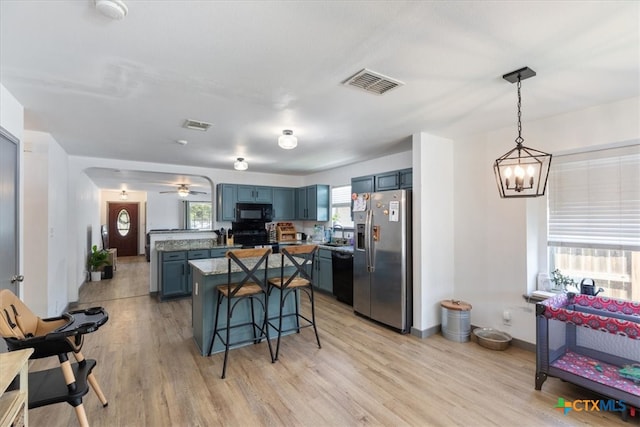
[551, 269, 578, 293]
[88, 245, 110, 281]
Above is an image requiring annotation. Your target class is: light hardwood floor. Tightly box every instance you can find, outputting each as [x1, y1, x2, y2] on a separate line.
[28, 256, 635, 426]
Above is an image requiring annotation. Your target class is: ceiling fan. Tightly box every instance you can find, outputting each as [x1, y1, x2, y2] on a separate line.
[159, 184, 208, 197]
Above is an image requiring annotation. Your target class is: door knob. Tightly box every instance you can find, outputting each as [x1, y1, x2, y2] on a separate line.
[11, 275, 24, 283]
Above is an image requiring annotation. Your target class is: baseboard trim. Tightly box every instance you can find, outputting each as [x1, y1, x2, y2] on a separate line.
[411, 324, 440, 338]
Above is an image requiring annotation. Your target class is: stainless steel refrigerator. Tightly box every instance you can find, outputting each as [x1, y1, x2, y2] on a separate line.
[353, 189, 412, 333]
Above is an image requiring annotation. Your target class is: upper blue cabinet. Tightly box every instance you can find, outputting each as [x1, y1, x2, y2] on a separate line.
[237, 185, 273, 203]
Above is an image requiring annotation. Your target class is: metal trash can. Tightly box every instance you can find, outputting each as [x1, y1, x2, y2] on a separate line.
[441, 299, 472, 342]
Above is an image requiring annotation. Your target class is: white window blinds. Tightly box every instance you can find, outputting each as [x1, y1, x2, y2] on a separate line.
[331, 185, 352, 206]
[547, 144, 640, 251]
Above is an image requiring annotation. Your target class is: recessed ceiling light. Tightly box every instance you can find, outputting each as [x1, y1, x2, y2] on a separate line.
[176, 139, 188, 146]
[95, 0, 128, 20]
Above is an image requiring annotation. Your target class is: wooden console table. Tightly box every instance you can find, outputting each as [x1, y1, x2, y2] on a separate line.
[0, 348, 33, 427]
[107, 248, 117, 271]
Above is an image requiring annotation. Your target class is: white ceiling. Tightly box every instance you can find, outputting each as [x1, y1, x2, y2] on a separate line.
[1, 1, 638, 192]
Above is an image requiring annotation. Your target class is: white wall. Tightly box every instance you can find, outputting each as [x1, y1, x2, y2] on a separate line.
[454, 96, 640, 344]
[412, 133, 455, 333]
[69, 174, 100, 302]
[22, 131, 69, 317]
[47, 136, 69, 316]
[23, 135, 48, 316]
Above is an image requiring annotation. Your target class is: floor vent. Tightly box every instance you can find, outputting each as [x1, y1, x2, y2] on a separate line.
[183, 119, 212, 131]
[342, 68, 404, 95]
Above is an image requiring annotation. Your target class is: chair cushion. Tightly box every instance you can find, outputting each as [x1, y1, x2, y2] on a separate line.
[268, 277, 311, 289]
[216, 282, 264, 298]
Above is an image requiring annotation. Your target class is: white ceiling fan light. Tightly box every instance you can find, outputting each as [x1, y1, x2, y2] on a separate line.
[159, 184, 207, 197]
[95, 0, 128, 20]
[234, 157, 248, 171]
[177, 185, 190, 197]
[278, 130, 297, 150]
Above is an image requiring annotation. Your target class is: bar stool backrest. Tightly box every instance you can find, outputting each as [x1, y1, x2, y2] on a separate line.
[280, 245, 318, 287]
[225, 247, 272, 295]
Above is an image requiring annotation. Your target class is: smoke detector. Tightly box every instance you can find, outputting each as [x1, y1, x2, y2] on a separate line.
[95, 0, 128, 20]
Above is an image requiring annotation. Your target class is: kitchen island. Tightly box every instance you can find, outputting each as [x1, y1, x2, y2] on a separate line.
[190, 256, 301, 356]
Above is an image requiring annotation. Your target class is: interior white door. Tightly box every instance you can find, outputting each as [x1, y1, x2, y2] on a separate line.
[0, 127, 20, 295]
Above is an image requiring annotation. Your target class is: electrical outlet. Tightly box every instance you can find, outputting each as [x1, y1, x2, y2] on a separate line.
[503, 310, 512, 325]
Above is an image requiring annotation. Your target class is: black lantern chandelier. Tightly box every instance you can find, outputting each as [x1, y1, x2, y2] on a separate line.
[494, 67, 552, 198]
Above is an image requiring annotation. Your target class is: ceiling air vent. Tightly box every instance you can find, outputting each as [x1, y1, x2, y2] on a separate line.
[342, 68, 404, 95]
[183, 119, 212, 131]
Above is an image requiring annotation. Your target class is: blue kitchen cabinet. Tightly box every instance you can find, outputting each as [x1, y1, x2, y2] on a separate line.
[216, 184, 237, 221]
[187, 249, 210, 293]
[159, 251, 188, 300]
[375, 171, 401, 191]
[237, 185, 273, 203]
[352, 169, 412, 193]
[314, 248, 333, 293]
[296, 185, 330, 221]
[399, 168, 412, 189]
[351, 175, 375, 194]
[210, 248, 228, 258]
[351, 175, 375, 218]
[273, 187, 296, 220]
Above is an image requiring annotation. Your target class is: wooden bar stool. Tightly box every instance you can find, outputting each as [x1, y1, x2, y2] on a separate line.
[207, 248, 274, 379]
[267, 244, 321, 360]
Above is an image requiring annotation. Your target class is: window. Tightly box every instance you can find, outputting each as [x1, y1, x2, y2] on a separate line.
[547, 144, 640, 300]
[116, 209, 130, 236]
[331, 185, 353, 228]
[184, 201, 212, 230]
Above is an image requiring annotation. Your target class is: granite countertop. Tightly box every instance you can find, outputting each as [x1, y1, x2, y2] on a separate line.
[155, 239, 241, 251]
[149, 229, 216, 234]
[190, 256, 301, 276]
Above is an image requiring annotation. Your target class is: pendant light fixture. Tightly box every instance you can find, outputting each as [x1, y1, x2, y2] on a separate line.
[234, 157, 248, 171]
[278, 130, 297, 150]
[119, 190, 128, 200]
[493, 67, 552, 198]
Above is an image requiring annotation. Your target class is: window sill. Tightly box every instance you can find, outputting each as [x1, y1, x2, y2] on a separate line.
[523, 291, 559, 304]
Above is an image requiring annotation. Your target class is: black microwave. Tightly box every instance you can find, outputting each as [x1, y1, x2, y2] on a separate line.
[235, 203, 273, 223]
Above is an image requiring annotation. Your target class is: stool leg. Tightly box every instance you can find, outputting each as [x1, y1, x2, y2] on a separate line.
[309, 286, 321, 348]
[275, 286, 285, 361]
[73, 351, 108, 407]
[294, 289, 301, 333]
[263, 293, 274, 363]
[221, 295, 231, 379]
[73, 404, 90, 427]
[58, 353, 77, 393]
[208, 292, 223, 356]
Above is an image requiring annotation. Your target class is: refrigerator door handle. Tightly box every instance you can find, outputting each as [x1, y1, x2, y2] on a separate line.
[366, 209, 375, 272]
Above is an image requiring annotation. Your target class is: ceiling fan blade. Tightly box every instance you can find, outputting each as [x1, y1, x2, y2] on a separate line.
[189, 190, 208, 195]
[159, 191, 177, 194]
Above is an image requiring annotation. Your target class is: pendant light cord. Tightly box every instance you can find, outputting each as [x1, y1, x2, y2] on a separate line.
[516, 77, 524, 147]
